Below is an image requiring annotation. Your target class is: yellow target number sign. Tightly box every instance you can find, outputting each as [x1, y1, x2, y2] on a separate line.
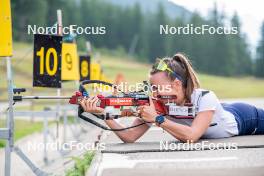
[0, 0, 13, 56]
[61, 43, 80, 80]
[33, 34, 62, 88]
[79, 55, 91, 81]
[90, 62, 101, 80]
[81, 60, 89, 77]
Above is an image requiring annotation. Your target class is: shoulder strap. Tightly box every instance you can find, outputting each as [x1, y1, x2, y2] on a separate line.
[201, 90, 210, 96]
[195, 90, 210, 112]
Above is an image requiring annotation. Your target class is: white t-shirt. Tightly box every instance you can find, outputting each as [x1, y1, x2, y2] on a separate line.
[166, 89, 239, 138]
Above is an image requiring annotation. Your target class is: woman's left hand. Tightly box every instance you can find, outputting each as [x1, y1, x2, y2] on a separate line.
[138, 97, 158, 123]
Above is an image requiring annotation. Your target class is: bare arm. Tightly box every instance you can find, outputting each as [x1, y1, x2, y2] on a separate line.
[80, 96, 150, 143]
[160, 111, 214, 142]
[138, 97, 214, 142]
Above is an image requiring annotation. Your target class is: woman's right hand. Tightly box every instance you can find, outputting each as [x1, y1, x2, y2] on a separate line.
[80, 96, 104, 114]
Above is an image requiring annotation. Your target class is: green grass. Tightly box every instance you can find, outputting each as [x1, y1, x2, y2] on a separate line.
[0, 42, 264, 100]
[0, 119, 54, 148]
[66, 152, 95, 176]
[200, 74, 264, 98]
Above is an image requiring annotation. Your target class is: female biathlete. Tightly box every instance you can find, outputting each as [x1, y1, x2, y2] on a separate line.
[80, 53, 264, 143]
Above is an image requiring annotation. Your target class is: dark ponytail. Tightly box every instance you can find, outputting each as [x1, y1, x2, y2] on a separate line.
[172, 53, 200, 101]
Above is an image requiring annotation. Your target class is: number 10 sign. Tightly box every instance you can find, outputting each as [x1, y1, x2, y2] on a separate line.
[33, 34, 62, 88]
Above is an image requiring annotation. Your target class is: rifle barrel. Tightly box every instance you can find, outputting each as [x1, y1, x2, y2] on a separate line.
[20, 96, 72, 100]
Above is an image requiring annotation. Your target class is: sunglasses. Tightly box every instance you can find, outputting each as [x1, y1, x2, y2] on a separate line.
[155, 59, 184, 82]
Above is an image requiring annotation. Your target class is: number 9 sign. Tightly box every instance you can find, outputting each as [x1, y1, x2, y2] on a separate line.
[61, 43, 80, 81]
[33, 34, 62, 88]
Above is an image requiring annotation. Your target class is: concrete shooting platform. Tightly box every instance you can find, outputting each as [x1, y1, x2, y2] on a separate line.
[87, 121, 264, 176]
[87, 98, 264, 176]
